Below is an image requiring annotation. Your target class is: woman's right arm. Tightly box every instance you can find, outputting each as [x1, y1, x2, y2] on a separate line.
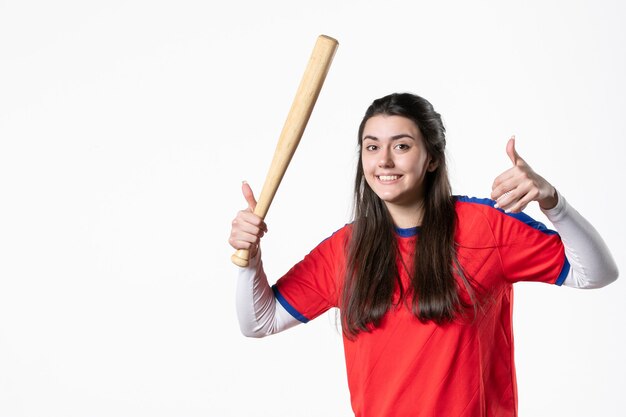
[229, 182, 301, 337]
[235, 250, 301, 337]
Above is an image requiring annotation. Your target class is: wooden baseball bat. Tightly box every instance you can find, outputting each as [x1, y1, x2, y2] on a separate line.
[231, 34, 339, 267]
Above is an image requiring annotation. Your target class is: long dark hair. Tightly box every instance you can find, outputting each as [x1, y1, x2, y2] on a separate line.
[341, 93, 469, 338]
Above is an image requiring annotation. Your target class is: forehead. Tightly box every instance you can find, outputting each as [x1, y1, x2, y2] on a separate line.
[362, 115, 421, 139]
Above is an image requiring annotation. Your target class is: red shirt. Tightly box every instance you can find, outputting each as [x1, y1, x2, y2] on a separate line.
[273, 197, 569, 417]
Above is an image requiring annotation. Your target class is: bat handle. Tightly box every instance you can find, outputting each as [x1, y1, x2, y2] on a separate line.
[231, 249, 251, 268]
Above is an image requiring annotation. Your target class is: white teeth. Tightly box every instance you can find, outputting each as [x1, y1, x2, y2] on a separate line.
[379, 175, 399, 181]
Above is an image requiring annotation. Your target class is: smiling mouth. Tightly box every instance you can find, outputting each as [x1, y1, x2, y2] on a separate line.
[377, 175, 401, 182]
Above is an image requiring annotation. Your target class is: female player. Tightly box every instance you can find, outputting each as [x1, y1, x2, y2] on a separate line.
[228, 93, 618, 417]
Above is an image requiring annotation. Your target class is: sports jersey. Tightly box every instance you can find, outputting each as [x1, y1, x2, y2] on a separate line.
[272, 196, 570, 417]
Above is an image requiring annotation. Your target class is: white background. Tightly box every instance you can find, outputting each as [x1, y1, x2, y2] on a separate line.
[1, 1, 624, 416]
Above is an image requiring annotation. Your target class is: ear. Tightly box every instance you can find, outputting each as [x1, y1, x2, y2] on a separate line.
[426, 157, 438, 172]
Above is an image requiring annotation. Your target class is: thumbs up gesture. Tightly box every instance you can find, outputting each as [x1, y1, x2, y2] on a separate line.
[228, 181, 268, 260]
[491, 136, 558, 213]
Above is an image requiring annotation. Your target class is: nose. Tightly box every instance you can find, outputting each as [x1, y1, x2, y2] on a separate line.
[378, 147, 394, 168]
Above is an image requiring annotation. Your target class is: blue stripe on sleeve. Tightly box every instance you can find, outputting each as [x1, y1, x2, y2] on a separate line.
[455, 196, 557, 235]
[271, 285, 310, 323]
[555, 257, 571, 286]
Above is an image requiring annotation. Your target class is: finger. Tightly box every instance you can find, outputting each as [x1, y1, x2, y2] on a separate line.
[491, 168, 517, 198]
[491, 168, 523, 200]
[493, 176, 528, 209]
[233, 210, 268, 233]
[497, 181, 539, 213]
[229, 230, 262, 251]
[241, 181, 258, 211]
[506, 135, 521, 166]
[493, 188, 516, 209]
[229, 217, 266, 248]
[503, 192, 535, 213]
[231, 220, 266, 240]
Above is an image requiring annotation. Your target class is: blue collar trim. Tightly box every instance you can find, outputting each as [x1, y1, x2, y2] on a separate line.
[395, 226, 420, 237]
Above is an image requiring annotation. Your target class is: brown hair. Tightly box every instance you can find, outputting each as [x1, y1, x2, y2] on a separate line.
[341, 93, 469, 338]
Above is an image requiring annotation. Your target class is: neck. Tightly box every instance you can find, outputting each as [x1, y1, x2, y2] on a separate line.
[386, 201, 425, 229]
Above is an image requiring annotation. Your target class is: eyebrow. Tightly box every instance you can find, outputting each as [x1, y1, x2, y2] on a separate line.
[362, 134, 416, 141]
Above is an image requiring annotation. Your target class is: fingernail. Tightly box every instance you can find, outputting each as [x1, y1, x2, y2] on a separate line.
[494, 203, 500, 209]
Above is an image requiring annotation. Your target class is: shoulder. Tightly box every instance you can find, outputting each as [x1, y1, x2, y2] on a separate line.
[309, 223, 352, 254]
[453, 195, 500, 225]
[454, 195, 497, 211]
[453, 195, 555, 235]
[323, 223, 352, 242]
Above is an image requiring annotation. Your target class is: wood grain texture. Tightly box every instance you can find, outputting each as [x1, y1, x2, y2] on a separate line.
[231, 35, 339, 267]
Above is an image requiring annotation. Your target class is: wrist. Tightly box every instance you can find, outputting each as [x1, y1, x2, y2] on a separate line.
[539, 186, 558, 210]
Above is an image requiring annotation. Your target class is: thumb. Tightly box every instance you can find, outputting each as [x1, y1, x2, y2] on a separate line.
[506, 135, 521, 166]
[241, 181, 257, 211]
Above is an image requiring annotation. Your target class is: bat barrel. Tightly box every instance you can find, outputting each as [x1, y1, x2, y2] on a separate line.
[255, 35, 338, 218]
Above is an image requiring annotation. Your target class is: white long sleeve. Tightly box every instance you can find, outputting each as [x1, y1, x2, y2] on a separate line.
[235, 249, 301, 338]
[541, 190, 619, 289]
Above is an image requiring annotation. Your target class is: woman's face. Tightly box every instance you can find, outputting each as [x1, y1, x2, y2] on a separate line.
[361, 115, 434, 212]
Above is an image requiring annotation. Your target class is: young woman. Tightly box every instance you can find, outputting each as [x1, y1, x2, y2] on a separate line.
[228, 93, 618, 417]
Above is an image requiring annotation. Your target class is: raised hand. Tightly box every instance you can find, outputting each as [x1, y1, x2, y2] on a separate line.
[229, 181, 268, 260]
[491, 136, 558, 213]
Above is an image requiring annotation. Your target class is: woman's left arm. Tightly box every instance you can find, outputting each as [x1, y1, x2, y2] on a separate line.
[491, 137, 619, 289]
[540, 190, 618, 288]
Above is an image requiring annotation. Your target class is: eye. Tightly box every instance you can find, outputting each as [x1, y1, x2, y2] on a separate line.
[395, 143, 410, 151]
[364, 144, 378, 151]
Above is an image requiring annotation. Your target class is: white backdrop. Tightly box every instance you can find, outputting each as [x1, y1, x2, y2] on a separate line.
[1, 1, 624, 416]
